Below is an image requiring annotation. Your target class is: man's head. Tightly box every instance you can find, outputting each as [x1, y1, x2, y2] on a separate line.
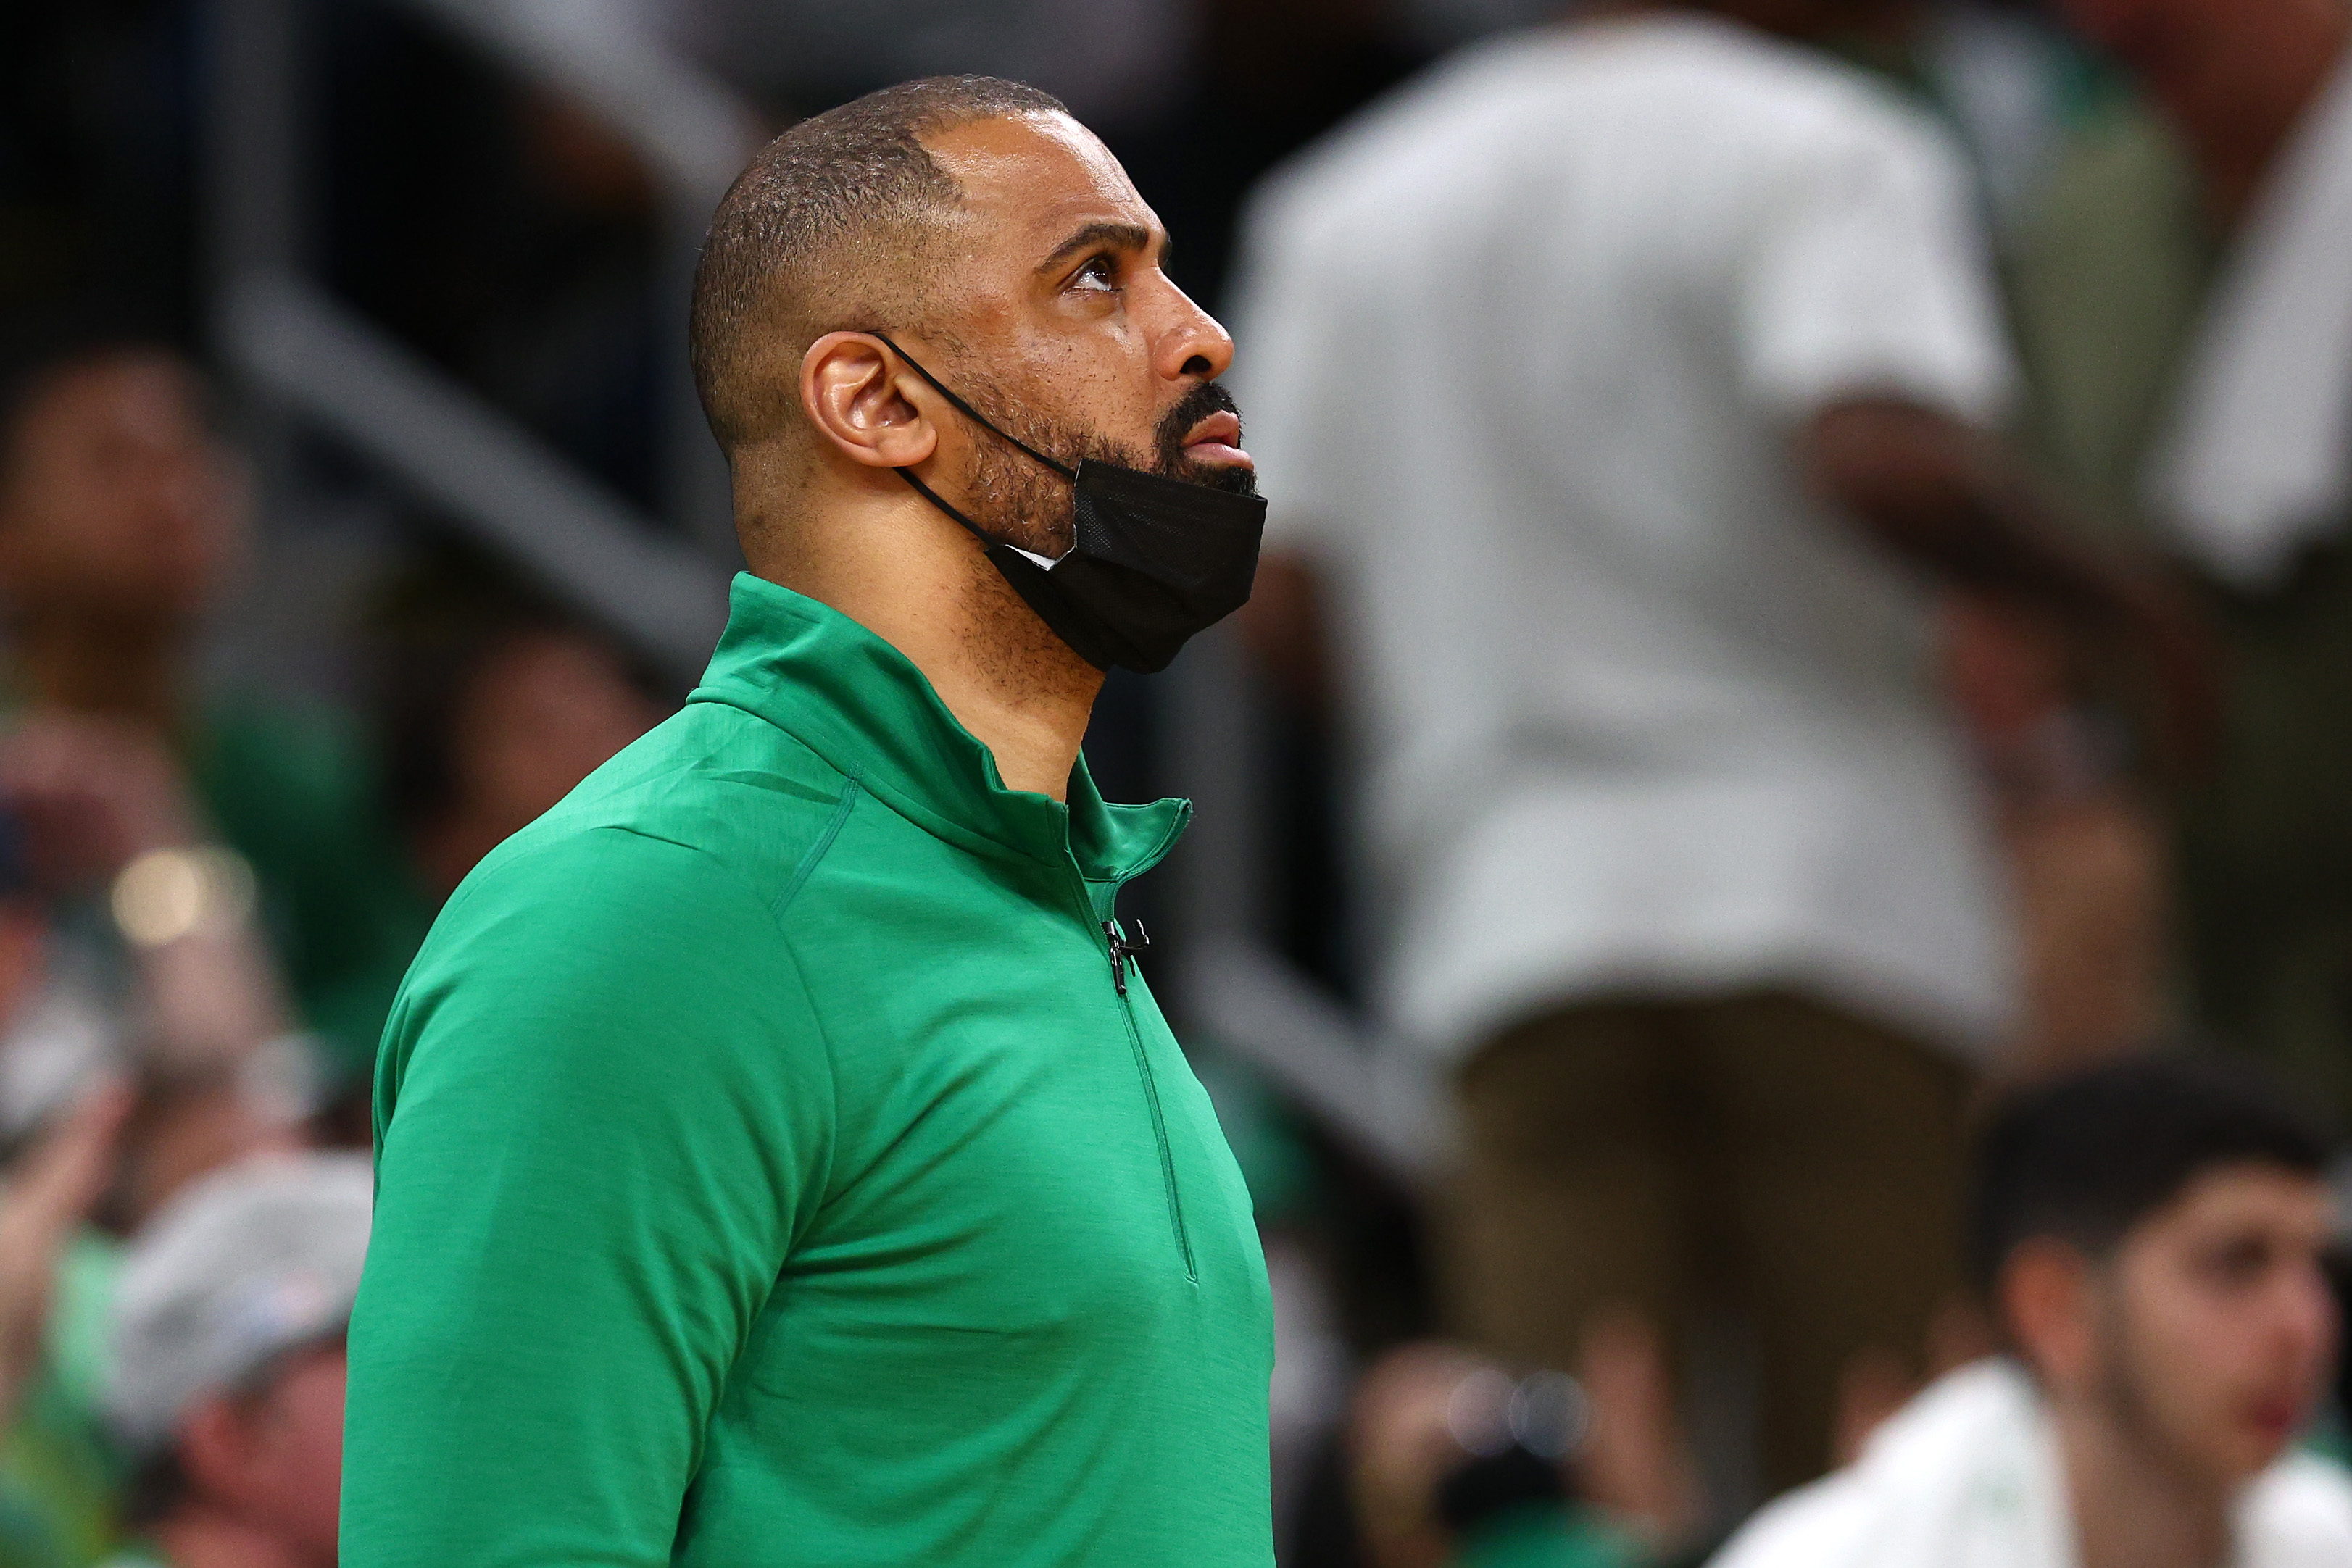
[0, 333, 247, 631]
[1698, 0, 1922, 45]
[2050, 0, 2253, 67]
[107, 1153, 373, 1564]
[689, 76, 1250, 571]
[368, 546, 665, 897]
[2051, 0, 2347, 83]
[1971, 1057, 2338, 1490]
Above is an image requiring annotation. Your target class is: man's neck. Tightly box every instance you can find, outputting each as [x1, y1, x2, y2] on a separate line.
[2052, 1393, 2235, 1568]
[2124, 1, 2351, 228]
[11, 609, 186, 730]
[153, 1504, 325, 1568]
[749, 491, 1102, 801]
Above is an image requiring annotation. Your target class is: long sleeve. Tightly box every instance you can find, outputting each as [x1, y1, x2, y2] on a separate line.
[341, 826, 835, 1567]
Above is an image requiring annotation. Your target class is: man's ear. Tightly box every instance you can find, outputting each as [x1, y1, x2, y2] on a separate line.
[800, 333, 938, 471]
[2000, 1238, 2102, 1393]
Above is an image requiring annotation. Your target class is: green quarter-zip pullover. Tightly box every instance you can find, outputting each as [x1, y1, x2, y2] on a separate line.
[341, 575, 1276, 1567]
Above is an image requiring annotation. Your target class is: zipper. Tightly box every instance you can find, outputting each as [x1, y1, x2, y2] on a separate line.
[1105, 919, 1197, 1283]
[1105, 920, 1150, 996]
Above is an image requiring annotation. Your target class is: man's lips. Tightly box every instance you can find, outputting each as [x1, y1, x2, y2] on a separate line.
[1181, 410, 1252, 470]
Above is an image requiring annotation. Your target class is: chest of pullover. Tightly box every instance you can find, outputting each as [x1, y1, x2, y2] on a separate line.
[342, 575, 1276, 1568]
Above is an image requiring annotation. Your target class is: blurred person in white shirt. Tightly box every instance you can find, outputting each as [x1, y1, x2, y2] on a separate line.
[1230, 0, 2206, 1518]
[1713, 1054, 2352, 1568]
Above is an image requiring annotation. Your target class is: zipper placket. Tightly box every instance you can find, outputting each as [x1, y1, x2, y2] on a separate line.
[1103, 915, 1198, 1284]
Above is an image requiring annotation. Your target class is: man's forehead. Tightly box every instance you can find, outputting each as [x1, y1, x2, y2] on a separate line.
[924, 112, 1160, 260]
[2145, 1164, 2336, 1243]
[18, 354, 202, 452]
[41, 351, 191, 412]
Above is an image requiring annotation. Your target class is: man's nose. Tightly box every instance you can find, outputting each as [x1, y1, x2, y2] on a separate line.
[1150, 283, 1234, 383]
[2281, 1260, 2340, 1367]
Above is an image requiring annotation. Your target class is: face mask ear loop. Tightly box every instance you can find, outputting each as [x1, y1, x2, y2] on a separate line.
[868, 332, 1078, 480]
[896, 464, 1000, 548]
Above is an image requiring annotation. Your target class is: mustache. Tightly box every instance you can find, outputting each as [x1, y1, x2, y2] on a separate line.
[1155, 382, 1257, 496]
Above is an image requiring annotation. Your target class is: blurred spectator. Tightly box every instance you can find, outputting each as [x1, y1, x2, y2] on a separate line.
[2009, 0, 2352, 1124]
[99, 1153, 368, 1568]
[0, 717, 312, 1222]
[1711, 1054, 2352, 1567]
[1339, 1338, 1668, 1568]
[1233, 0, 2204, 1522]
[0, 324, 427, 1093]
[363, 543, 667, 904]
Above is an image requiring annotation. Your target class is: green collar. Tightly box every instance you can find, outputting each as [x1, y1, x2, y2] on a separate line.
[689, 574, 1189, 883]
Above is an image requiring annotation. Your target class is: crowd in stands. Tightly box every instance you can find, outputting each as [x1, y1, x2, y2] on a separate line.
[0, 328, 664, 1566]
[4, 0, 2352, 1564]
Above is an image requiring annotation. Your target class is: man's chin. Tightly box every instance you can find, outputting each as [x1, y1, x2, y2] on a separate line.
[2236, 1403, 2309, 1472]
[1165, 456, 1260, 498]
[2189, 1415, 2298, 1490]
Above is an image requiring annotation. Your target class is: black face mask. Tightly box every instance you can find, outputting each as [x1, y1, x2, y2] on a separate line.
[874, 334, 1267, 675]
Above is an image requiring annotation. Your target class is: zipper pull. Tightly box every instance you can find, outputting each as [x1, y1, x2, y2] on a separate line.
[1103, 920, 1152, 996]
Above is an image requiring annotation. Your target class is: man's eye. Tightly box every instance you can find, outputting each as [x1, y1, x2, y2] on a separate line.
[1072, 256, 1119, 293]
[2198, 1239, 2272, 1288]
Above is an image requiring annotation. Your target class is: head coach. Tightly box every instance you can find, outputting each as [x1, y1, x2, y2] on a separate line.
[340, 77, 1274, 1567]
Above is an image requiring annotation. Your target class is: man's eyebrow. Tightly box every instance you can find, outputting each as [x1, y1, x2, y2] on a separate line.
[1036, 220, 1165, 273]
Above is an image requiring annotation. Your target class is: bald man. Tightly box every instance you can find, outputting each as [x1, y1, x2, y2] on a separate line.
[342, 77, 1275, 1568]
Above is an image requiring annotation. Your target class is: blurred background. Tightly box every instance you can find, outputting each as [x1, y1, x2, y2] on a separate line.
[3, 0, 2351, 1564]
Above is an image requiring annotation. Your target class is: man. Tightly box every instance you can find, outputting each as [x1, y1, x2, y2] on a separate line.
[1229, 0, 2201, 1509]
[0, 328, 431, 1091]
[343, 77, 1275, 1567]
[1713, 1055, 2352, 1568]
[100, 1152, 372, 1568]
[2008, 0, 2352, 1123]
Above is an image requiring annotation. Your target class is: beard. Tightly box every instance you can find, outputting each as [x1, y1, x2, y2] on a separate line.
[948, 377, 1257, 559]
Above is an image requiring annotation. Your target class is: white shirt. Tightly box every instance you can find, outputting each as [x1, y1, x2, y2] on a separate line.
[1712, 1359, 2352, 1568]
[2146, 45, 2352, 588]
[1230, 15, 2019, 1062]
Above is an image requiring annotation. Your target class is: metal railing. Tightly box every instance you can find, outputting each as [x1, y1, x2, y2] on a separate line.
[204, 0, 749, 678]
[224, 272, 728, 671]
[1163, 627, 1438, 1180]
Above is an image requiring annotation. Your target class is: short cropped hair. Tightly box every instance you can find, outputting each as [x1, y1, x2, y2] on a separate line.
[1969, 1055, 2332, 1296]
[689, 75, 1068, 456]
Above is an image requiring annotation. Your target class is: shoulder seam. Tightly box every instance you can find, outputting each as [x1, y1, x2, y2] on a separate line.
[770, 933, 844, 1254]
[592, 823, 793, 927]
[773, 773, 860, 919]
